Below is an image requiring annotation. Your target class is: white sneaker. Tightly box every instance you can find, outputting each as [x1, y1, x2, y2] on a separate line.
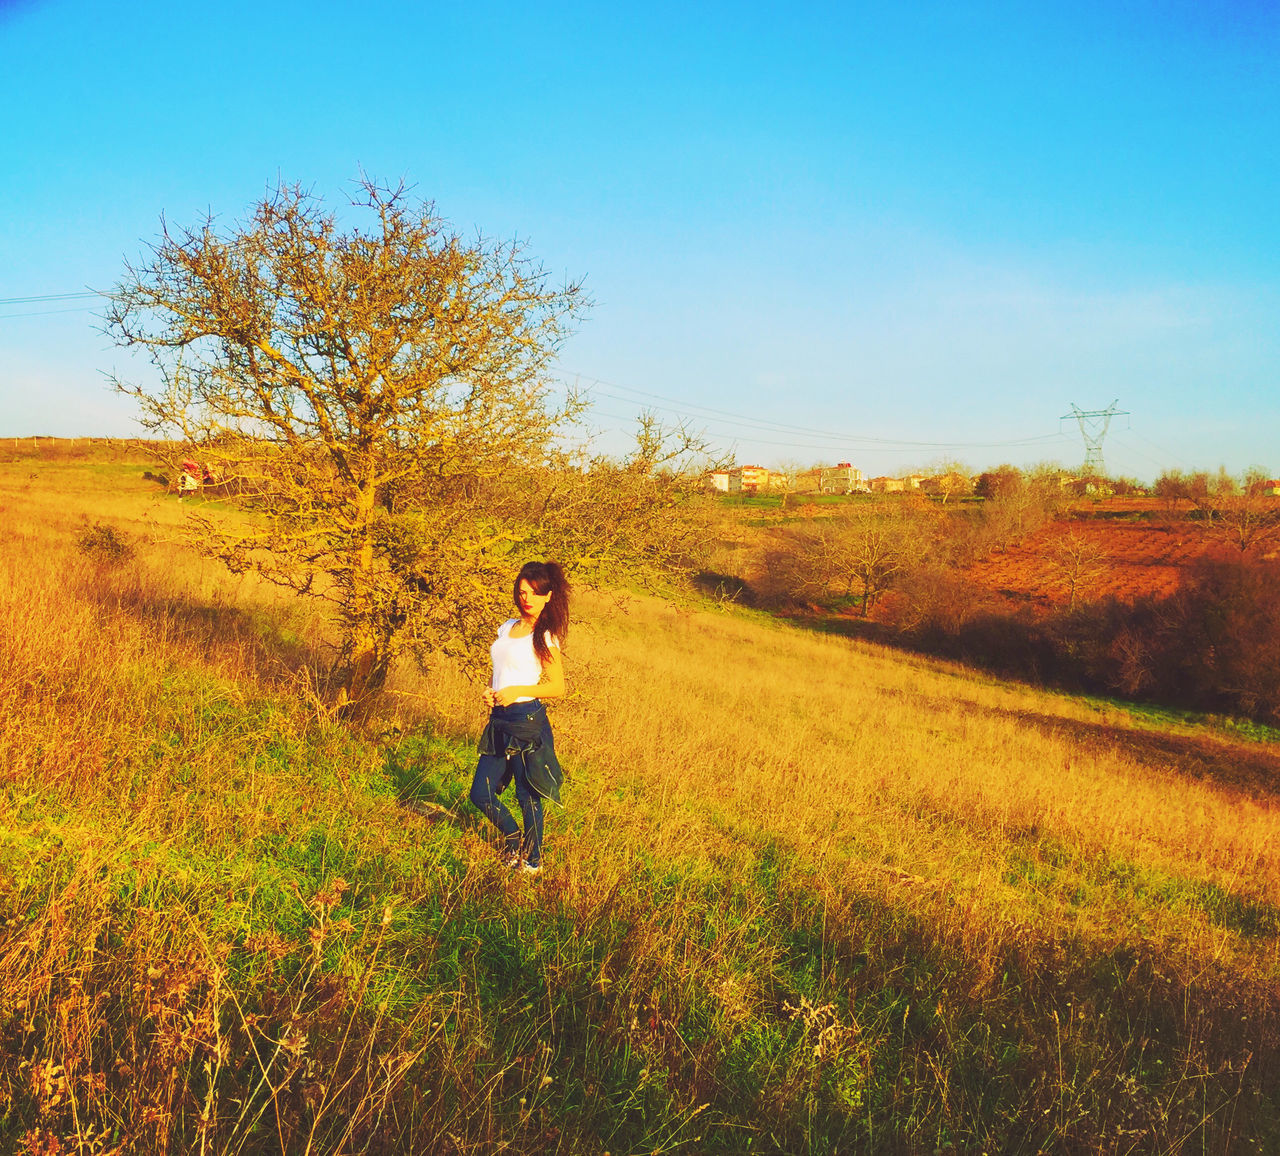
[518, 861, 542, 876]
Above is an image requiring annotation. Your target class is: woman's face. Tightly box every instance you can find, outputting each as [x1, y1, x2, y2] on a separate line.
[517, 579, 552, 620]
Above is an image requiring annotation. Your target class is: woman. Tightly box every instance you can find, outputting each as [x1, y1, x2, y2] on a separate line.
[469, 561, 569, 875]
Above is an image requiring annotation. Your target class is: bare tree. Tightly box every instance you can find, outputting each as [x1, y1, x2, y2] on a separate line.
[771, 458, 809, 510]
[1044, 529, 1109, 611]
[1205, 494, 1280, 555]
[817, 499, 937, 616]
[970, 464, 1067, 557]
[974, 464, 1022, 502]
[922, 458, 973, 505]
[1152, 469, 1191, 516]
[107, 180, 707, 714]
[1159, 467, 1280, 555]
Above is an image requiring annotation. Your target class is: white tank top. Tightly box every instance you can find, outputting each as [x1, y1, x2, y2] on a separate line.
[490, 618, 559, 703]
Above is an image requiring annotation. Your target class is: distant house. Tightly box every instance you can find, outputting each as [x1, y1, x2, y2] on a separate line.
[820, 462, 865, 494]
[1263, 480, 1280, 497]
[709, 465, 793, 494]
[869, 476, 905, 493]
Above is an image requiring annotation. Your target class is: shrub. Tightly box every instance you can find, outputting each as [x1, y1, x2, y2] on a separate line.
[901, 556, 1280, 726]
[1147, 556, 1280, 722]
[892, 564, 984, 633]
[76, 521, 135, 566]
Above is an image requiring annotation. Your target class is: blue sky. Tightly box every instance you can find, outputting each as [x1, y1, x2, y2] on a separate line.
[1, 0, 1277, 480]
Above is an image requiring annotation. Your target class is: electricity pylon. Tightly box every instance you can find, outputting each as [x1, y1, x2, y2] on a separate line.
[1062, 401, 1127, 476]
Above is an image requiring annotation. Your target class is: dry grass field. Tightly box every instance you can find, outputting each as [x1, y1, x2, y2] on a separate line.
[0, 440, 1277, 1153]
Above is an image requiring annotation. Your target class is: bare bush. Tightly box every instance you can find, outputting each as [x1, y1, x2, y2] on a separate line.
[1154, 467, 1280, 555]
[893, 564, 985, 633]
[754, 500, 939, 615]
[76, 521, 135, 566]
[1044, 529, 1110, 611]
[970, 465, 1068, 558]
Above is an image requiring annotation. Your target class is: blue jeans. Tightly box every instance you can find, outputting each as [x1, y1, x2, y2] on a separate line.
[469, 701, 552, 867]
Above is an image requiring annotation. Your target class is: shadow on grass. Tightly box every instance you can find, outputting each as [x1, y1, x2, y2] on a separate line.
[76, 559, 335, 696]
[780, 609, 898, 645]
[691, 569, 755, 606]
[382, 730, 477, 828]
[1187, 878, 1280, 939]
[781, 605, 1280, 799]
[931, 689, 1280, 801]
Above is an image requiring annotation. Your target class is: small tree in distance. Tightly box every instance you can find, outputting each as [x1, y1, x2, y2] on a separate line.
[922, 458, 972, 505]
[107, 179, 709, 715]
[974, 464, 1022, 502]
[1044, 529, 1109, 611]
[971, 464, 1067, 557]
[787, 499, 937, 616]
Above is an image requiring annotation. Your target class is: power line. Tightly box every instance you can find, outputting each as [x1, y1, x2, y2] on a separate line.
[561, 368, 1070, 452]
[0, 291, 103, 306]
[0, 289, 106, 322]
[0, 305, 100, 320]
[579, 398, 1075, 457]
[1104, 435, 1175, 473]
[1119, 430, 1197, 472]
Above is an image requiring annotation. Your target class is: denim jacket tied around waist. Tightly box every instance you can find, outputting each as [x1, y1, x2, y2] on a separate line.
[477, 704, 564, 806]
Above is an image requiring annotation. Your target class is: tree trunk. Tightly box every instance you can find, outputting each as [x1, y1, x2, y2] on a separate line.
[338, 484, 389, 717]
[340, 631, 393, 719]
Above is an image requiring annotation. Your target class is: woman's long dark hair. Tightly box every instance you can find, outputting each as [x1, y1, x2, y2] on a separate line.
[513, 561, 570, 666]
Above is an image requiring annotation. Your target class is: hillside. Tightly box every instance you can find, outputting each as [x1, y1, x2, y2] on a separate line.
[0, 443, 1277, 1153]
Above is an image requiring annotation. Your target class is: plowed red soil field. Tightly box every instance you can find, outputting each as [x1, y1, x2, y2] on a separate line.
[963, 501, 1219, 614]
